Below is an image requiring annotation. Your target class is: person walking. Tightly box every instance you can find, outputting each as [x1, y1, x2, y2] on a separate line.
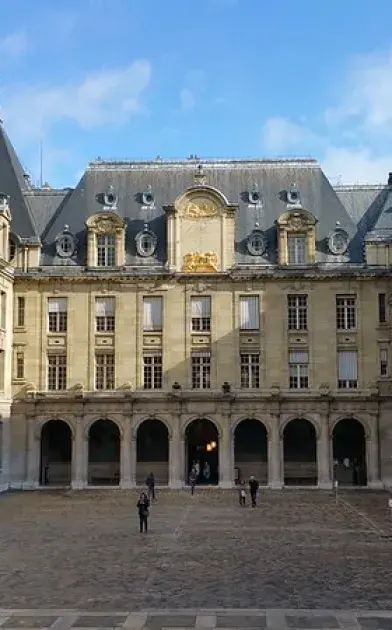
[146, 472, 155, 501]
[137, 492, 150, 533]
[239, 481, 246, 507]
[189, 467, 197, 495]
[249, 475, 259, 508]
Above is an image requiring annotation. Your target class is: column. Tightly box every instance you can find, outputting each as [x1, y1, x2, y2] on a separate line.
[219, 426, 232, 488]
[130, 431, 137, 486]
[317, 414, 332, 489]
[367, 435, 383, 489]
[24, 414, 40, 489]
[120, 419, 133, 488]
[0, 417, 10, 491]
[169, 430, 182, 488]
[268, 416, 283, 489]
[71, 418, 87, 489]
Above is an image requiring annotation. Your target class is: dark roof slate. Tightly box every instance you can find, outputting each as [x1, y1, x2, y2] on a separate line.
[0, 122, 39, 240]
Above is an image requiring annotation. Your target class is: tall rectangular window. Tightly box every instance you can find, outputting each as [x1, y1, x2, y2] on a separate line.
[47, 354, 67, 391]
[97, 235, 116, 267]
[289, 351, 309, 389]
[336, 296, 356, 330]
[143, 296, 163, 331]
[95, 353, 115, 390]
[95, 297, 115, 332]
[287, 234, 308, 264]
[337, 350, 358, 389]
[48, 298, 67, 333]
[17, 296, 25, 327]
[191, 351, 211, 389]
[239, 296, 260, 330]
[191, 296, 211, 332]
[240, 353, 260, 388]
[378, 293, 387, 324]
[16, 352, 24, 379]
[143, 354, 162, 389]
[287, 295, 308, 330]
[380, 348, 388, 377]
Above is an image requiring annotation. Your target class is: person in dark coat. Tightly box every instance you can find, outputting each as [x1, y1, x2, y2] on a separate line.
[249, 475, 259, 508]
[137, 492, 150, 533]
[146, 472, 155, 501]
[189, 467, 197, 495]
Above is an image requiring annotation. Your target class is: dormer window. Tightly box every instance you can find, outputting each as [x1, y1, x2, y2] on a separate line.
[287, 234, 308, 264]
[85, 212, 126, 267]
[135, 224, 157, 257]
[97, 235, 116, 267]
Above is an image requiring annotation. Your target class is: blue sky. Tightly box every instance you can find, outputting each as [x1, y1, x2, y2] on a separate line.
[1, 0, 392, 187]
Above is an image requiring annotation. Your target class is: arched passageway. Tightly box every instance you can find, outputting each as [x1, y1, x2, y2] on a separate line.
[234, 419, 268, 485]
[185, 418, 219, 485]
[283, 418, 317, 486]
[136, 419, 169, 485]
[88, 419, 120, 485]
[332, 418, 367, 486]
[40, 420, 72, 486]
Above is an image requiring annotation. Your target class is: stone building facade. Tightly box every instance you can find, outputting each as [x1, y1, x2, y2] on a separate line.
[1, 120, 392, 491]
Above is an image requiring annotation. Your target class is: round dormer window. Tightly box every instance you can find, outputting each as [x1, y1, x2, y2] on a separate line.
[56, 234, 76, 258]
[135, 229, 157, 257]
[247, 230, 266, 256]
[328, 229, 349, 255]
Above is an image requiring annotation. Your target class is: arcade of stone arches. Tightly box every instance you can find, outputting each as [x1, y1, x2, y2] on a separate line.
[26, 414, 381, 489]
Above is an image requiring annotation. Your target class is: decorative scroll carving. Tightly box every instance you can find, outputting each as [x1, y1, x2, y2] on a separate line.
[181, 200, 219, 219]
[94, 218, 118, 235]
[86, 212, 125, 235]
[286, 215, 308, 231]
[182, 252, 219, 272]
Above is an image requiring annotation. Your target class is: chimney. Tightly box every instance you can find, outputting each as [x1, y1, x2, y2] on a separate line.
[388, 172, 392, 186]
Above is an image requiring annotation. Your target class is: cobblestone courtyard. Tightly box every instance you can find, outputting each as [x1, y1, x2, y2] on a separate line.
[1, 489, 392, 613]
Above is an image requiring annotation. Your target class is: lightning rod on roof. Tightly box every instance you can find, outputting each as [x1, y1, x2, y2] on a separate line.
[40, 140, 43, 189]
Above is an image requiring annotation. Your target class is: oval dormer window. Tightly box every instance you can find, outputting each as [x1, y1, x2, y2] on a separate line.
[247, 230, 266, 256]
[328, 229, 349, 255]
[56, 234, 76, 258]
[135, 229, 157, 258]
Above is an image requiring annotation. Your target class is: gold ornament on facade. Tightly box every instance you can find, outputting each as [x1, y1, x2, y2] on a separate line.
[182, 252, 219, 272]
[181, 199, 219, 219]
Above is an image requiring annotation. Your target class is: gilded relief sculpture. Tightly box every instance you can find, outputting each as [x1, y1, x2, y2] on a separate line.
[182, 252, 219, 272]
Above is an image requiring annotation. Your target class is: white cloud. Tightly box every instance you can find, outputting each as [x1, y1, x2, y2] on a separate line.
[322, 147, 392, 186]
[262, 117, 320, 154]
[0, 60, 151, 143]
[0, 30, 28, 57]
[180, 88, 196, 112]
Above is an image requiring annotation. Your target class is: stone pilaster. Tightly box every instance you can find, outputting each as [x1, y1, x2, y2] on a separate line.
[120, 417, 133, 488]
[23, 414, 40, 489]
[317, 413, 332, 489]
[268, 414, 283, 489]
[0, 417, 10, 491]
[219, 409, 232, 488]
[367, 433, 383, 489]
[71, 418, 87, 489]
[130, 431, 137, 486]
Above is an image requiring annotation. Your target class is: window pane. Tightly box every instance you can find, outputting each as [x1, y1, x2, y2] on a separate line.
[240, 296, 260, 330]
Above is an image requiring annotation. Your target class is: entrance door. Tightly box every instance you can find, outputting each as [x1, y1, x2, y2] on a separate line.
[185, 418, 219, 485]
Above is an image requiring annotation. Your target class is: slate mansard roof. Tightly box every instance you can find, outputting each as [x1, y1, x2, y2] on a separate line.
[1, 120, 392, 269]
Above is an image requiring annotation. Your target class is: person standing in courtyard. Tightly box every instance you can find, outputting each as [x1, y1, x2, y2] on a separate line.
[189, 466, 197, 495]
[137, 492, 150, 533]
[239, 481, 246, 507]
[249, 475, 259, 508]
[146, 472, 156, 501]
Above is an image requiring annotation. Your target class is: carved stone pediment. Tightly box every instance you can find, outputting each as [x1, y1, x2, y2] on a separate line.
[85, 212, 126, 235]
[277, 209, 317, 230]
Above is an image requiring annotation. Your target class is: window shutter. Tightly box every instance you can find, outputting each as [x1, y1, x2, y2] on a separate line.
[289, 351, 308, 364]
[95, 297, 114, 316]
[338, 351, 357, 380]
[240, 296, 259, 329]
[48, 298, 67, 313]
[191, 297, 211, 317]
[143, 297, 162, 330]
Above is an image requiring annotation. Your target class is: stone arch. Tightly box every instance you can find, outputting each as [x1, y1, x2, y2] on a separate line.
[133, 415, 172, 439]
[231, 415, 271, 438]
[332, 417, 368, 486]
[84, 416, 123, 440]
[233, 418, 268, 485]
[182, 415, 222, 439]
[283, 417, 318, 486]
[87, 418, 121, 486]
[331, 415, 371, 439]
[36, 416, 75, 441]
[39, 419, 73, 486]
[136, 418, 169, 486]
[184, 417, 220, 485]
[280, 414, 320, 440]
[175, 185, 232, 215]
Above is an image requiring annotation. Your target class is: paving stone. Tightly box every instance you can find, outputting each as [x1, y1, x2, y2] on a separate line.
[216, 616, 266, 628]
[71, 618, 127, 628]
[285, 615, 339, 629]
[358, 618, 392, 629]
[2, 618, 58, 629]
[146, 617, 196, 629]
